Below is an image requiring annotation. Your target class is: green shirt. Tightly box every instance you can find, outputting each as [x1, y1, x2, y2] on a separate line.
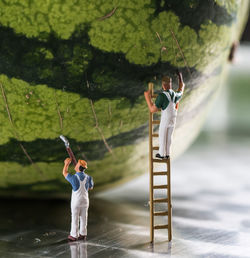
[155, 89, 183, 110]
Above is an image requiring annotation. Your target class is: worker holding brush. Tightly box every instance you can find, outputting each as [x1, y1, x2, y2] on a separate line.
[144, 71, 185, 159]
[63, 158, 94, 241]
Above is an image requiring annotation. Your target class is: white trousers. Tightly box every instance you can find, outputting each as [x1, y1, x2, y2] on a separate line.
[159, 125, 174, 157]
[70, 204, 88, 237]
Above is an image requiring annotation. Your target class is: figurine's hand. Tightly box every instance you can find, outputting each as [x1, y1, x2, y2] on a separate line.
[64, 158, 72, 165]
[176, 71, 182, 79]
[176, 70, 183, 84]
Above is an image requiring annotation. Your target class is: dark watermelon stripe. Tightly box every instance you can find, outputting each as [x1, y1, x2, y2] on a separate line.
[0, 26, 200, 103]
[0, 124, 148, 165]
[154, 0, 235, 31]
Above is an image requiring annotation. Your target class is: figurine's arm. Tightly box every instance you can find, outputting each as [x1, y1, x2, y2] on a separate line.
[177, 71, 185, 93]
[89, 176, 94, 190]
[175, 72, 185, 110]
[144, 90, 159, 113]
[63, 158, 71, 178]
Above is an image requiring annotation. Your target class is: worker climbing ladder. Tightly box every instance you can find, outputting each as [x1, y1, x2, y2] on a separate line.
[148, 82, 172, 242]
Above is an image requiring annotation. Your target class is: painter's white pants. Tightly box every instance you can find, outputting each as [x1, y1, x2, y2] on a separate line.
[159, 125, 174, 156]
[70, 205, 89, 237]
[70, 204, 88, 237]
[158, 91, 177, 157]
[70, 174, 89, 238]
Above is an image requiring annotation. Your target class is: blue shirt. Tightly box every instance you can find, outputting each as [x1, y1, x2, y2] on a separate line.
[66, 171, 94, 192]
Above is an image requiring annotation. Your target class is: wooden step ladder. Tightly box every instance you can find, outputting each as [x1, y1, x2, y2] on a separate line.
[148, 82, 172, 242]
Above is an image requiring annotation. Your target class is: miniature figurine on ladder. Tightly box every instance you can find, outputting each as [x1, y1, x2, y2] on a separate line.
[144, 71, 185, 242]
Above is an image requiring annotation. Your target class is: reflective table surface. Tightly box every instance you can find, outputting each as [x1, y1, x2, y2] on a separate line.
[1, 132, 250, 258]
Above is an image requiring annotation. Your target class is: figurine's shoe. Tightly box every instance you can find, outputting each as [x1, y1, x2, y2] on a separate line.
[164, 155, 170, 159]
[68, 235, 78, 241]
[78, 234, 87, 241]
[155, 153, 164, 159]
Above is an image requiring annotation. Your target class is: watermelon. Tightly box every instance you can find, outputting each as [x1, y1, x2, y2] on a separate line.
[0, 0, 249, 197]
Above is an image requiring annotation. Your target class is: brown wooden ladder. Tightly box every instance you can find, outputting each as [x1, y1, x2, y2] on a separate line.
[148, 82, 172, 242]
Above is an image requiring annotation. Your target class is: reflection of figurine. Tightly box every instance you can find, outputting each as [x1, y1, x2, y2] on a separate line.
[144, 72, 185, 159]
[69, 241, 87, 258]
[63, 158, 94, 241]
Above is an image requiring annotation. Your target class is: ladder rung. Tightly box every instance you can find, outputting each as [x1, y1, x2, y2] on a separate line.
[153, 185, 168, 189]
[152, 133, 159, 137]
[152, 120, 160, 124]
[153, 198, 168, 203]
[153, 172, 168, 176]
[152, 146, 159, 150]
[154, 224, 168, 230]
[154, 211, 168, 216]
[152, 159, 169, 163]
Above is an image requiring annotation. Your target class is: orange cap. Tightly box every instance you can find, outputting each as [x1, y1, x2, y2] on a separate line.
[78, 159, 87, 169]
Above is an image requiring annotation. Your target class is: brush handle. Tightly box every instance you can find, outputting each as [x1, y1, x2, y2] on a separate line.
[66, 147, 77, 166]
[60, 135, 77, 166]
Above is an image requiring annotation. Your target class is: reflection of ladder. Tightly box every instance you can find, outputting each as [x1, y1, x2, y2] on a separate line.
[148, 82, 172, 242]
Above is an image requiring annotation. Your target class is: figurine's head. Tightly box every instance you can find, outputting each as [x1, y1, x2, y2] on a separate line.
[74, 159, 88, 172]
[162, 76, 172, 90]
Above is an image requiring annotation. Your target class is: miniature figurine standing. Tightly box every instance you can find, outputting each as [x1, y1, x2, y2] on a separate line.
[144, 72, 185, 159]
[63, 158, 94, 241]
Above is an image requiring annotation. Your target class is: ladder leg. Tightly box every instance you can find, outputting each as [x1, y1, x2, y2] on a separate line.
[149, 107, 154, 243]
[148, 82, 154, 243]
[167, 159, 172, 241]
